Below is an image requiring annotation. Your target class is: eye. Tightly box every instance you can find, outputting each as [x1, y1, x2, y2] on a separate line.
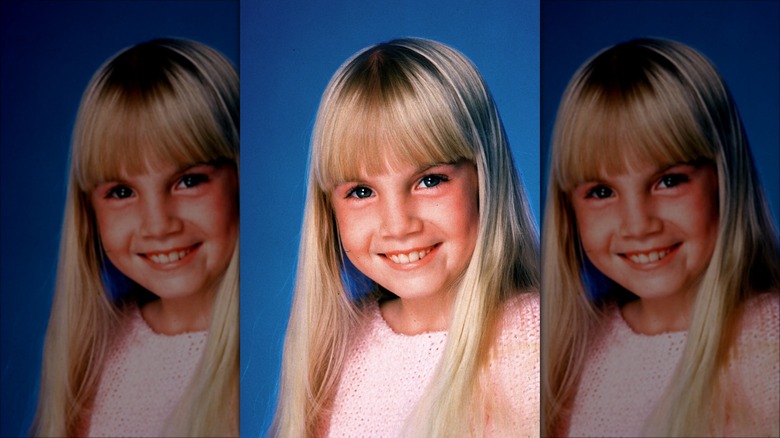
[176, 173, 209, 189]
[585, 185, 613, 199]
[346, 186, 374, 199]
[657, 173, 689, 189]
[417, 174, 448, 189]
[105, 185, 134, 199]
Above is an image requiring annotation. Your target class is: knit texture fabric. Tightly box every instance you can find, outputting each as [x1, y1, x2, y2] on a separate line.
[326, 293, 540, 437]
[568, 293, 779, 437]
[87, 306, 207, 437]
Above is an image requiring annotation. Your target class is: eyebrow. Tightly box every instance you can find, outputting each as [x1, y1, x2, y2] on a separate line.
[417, 161, 457, 173]
[577, 160, 701, 185]
[331, 161, 458, 186]
[94, 160, 220, 185]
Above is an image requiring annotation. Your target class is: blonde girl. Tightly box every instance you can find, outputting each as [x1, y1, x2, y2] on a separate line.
[32, 38, 239, 437]
[272, 38, 540, 436]
[542, 38, 780, 437]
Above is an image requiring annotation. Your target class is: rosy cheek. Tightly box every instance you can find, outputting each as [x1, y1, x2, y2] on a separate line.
[574, 212, 601, 251]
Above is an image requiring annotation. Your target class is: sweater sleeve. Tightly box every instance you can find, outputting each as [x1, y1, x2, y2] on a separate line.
[490, 292, 541, 437]
[730, 292, 780, 436]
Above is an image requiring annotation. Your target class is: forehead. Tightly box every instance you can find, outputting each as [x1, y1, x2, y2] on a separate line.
[335, 158, 454, 184]
[315, 114, 469, 191]
[554, 106, 710, 192]
[100, 158, 197, 182]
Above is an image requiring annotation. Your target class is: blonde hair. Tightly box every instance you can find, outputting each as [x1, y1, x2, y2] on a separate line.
[32, 38, 239, 437]
[542, 38, 780, 436]
[272, 37, 539, 436]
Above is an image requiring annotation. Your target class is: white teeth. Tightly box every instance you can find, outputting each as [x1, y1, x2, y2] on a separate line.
[628, 248, 670, 264]
[149, 248, 191, 265]
[388, 248, 432, 265]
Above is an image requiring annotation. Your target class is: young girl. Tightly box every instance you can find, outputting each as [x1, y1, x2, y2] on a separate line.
[542, 38, 780, 437]
[272, 38, 540, 436]
[31, 38, 239, 437]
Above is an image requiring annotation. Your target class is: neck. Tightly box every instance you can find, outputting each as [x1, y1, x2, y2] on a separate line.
[380, 291, 454, 335]
[620, 291, 695, 335]
[141, 292, 214, 335]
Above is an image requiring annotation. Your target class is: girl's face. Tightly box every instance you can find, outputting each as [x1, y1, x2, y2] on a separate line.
[332, 159, 479, 304]
[571, 160, 719, 304]
[91, 160, 238, 303]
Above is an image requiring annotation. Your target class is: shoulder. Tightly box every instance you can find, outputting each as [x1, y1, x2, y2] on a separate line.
[487, 290, 540, 435]
[490, 291, 540, 371]
[729, 292, 779, 435]
[735, 292, 779, 346]
[497, 289, 540, 343]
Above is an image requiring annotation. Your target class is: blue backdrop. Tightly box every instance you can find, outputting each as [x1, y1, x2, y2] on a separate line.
[540, 0, 780, 226]
[239, 1, 540, 435]
[0, 2, 237, 436]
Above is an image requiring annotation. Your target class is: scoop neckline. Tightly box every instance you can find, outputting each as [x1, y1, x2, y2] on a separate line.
[371, 301, 448, 338]
[131, 305, 208, 337]
[613, 305, 688, 338]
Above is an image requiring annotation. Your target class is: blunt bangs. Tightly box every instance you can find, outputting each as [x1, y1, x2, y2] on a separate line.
[73, 42, 236, 192]
[554, 44, 717, 192]
[313, 43, 476, 191]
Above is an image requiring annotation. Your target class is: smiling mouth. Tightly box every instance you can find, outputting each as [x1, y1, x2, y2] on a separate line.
[385, 245, 437, 265]
[622, 243, 680, 265]
[144, 244, 200, 265]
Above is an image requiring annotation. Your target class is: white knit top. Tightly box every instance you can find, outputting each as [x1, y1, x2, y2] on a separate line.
[87, 306, 207, 437]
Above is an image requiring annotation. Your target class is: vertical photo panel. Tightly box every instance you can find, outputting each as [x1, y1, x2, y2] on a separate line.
[541, 1, 779, 436]
[241, 0, 542, 435]
[0, 1, 238, 436]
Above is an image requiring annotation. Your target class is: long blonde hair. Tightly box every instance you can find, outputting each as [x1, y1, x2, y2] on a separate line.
[272, 37, 539, 437]
[32, 38, 240, 437]
[542, 38, 780, 437]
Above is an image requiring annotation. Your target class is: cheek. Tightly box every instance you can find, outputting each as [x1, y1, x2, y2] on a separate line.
[213, 195, 239, 240]
[456, 200, 479, 251]
[199, 181, 239, 244]
[331, 197, 376, 247]
[573, 206, 605, 252]
[209, 170, 239, 238]
[92, 207, 126, 253]
[691, 193, 720, 258]
[335, 219, 372, 271]
[695, 167, 720, 246]
[447, 180, 480, 246]
[334, 211, 366, 253]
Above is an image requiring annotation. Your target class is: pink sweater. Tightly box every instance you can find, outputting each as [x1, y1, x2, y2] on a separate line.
[87, 306, 207, 437]
[567, 293, 779, 437]
[326, 293, 540, 437]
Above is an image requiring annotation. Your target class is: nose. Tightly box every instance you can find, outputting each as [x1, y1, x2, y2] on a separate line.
[139, 193, 183, 238]
[379, 193, 423, 238]
[619, 194, 662, 238]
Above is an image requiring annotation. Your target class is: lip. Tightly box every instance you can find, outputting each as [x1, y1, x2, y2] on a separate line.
[619, 243, 681, 269]
[380, 243, 440, 270]
[139, 243, 201, 269]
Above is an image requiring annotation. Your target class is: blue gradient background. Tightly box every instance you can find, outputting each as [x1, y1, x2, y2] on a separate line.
[240, 1, 540, 435]
[541, 0, 779, 226]
[0, 2, 237, 436]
